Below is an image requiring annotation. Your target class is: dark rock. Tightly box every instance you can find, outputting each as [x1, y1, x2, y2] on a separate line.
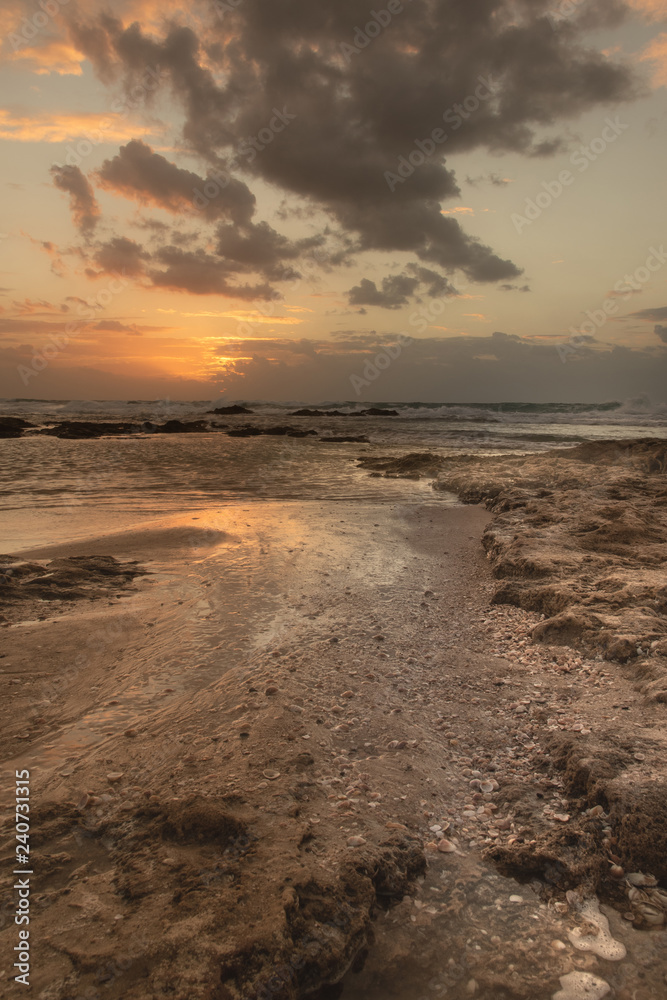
[40, 421, 141, 439]
[0, 416, 35, 437]
[354, 408, 399, 417]
[263, 426, 318, 437]
[209, 405, 254, 415]
[290, 408, 345, 417]
[227, 427, 263, 437]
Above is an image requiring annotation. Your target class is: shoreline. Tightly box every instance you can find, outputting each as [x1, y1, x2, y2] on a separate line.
[1, 445, 666, 998]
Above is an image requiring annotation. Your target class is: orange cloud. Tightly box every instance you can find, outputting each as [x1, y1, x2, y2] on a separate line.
[0, 109, 161, 143]
[640, 32, 667, 86]
[627, 0, 667, 20]
[8, 40, 83, 76]
[440, 207, 475, 216]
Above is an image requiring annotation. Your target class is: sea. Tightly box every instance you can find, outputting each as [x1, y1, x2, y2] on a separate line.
[2, 396, 666, 551]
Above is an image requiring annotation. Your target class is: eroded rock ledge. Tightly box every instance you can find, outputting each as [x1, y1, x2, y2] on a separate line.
[359, 439, 667, 683]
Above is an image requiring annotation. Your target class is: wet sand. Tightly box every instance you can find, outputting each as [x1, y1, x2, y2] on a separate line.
[1, 451, 666, 999]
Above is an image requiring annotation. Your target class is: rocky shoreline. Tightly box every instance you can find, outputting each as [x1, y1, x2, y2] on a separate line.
[0, 442, 666, 999]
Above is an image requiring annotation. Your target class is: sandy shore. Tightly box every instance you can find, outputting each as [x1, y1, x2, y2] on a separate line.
[1, 446, 667, 999]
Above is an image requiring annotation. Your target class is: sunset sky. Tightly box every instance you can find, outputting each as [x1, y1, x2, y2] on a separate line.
[1, 0, 666, 403]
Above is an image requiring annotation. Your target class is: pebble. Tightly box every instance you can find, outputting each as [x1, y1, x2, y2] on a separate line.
[347, 836, 366, 847]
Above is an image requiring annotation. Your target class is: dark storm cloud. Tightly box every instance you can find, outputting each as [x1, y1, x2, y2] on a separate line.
[215, 221, 322, 282]
[655, 325, 667, 344]
[348, 275, 420, 309]
[97, 139, 256, 226]
[50, 164, 101, 236]
[61, 0, 643, 290]
[347, 266, 457, 308]
[148, 246, 278, 299]
[91, 236, 149, 277]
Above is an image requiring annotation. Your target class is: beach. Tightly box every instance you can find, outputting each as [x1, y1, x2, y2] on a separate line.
[1, 403, 667, 999]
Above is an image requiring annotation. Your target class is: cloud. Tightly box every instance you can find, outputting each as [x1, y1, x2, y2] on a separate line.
[466, 173, 513, 187]
[92, 236, 148, 276]
[347, 275, 420, 310]
[50, 165, 101, 236]
[0, 109, 158, 143]
[97, 139, 256, 225]
[147, 246, 278, 300]
[6, 40, 84, 76]
[655, 324, 667, 342]
[347, 265, 459, 309]
[10, 298, 69, 316]
[627, 0, 667, 21]
[500, 283, 531, 292]
[628, 305, 667, 321]
[640, 32, 667, 87]
[92, 319, 140, 334]
[60, 0, 646, 289]
[199, 330, 667, 403]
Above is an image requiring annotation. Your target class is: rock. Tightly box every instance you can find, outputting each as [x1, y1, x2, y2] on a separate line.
[291, 408, 345, 416]
[354, 408, 399, 417]
[209, 405, 254, 414]
[0, 417, 34, 438]
[227, 426, 263, 437]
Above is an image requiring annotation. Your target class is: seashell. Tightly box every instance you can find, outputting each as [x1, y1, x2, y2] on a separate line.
[76, 793, 90, 810]
[609, 865, 624, 879]
[633, 902, 665, 926]
[479, 780, 495, 794]
[106, 772, 124, 783]
[647, 888, 667, 909]
[437, 839, 457, 853]
[263, 769, 280, 780]
[626, 872, 658, 887]
[347, 836, 366, 847]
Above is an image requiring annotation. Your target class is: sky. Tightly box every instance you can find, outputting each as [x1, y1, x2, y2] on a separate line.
[0, 0, 666, 403]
